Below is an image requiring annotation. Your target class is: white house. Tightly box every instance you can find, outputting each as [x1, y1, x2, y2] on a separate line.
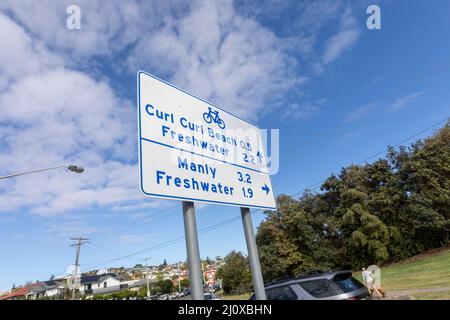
[44, 283, 65, 298]
[79, 273, 121, 294]
[26, 281, 65, 300]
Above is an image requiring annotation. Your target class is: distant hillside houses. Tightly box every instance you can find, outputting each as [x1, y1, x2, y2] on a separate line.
[0, 257, 224, 300]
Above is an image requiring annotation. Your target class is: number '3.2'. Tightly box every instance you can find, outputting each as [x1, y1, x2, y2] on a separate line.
[237, 172, 252, 184]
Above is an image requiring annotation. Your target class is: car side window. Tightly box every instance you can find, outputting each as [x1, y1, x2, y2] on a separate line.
[299, 279, 341, 298]
[268, 285, 297, 300]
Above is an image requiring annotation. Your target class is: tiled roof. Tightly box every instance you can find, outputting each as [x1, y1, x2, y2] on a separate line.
[0, 283, 40, 300]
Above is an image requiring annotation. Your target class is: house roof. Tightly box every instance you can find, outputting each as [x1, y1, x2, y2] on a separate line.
[128, 279, 147, 288]
[80, 273, 117, 285]
[0, 283, 40, 300]
[28, 281, 62, 294]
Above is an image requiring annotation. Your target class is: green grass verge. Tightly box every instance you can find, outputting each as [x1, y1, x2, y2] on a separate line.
[215, 290, 251, 300]
[354, 248, 450, 291]
[222, 293, 251, 300]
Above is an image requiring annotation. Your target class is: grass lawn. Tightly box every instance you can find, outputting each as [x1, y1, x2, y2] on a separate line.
[411, 290, 450, 300]
[354, 247, 450, 291]
[222, 293, 251, 300]
[215, 290, 251, 300]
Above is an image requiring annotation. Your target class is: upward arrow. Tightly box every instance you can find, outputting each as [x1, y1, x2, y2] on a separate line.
[256, 151, 263, 163]
[261, 184, 270, 195]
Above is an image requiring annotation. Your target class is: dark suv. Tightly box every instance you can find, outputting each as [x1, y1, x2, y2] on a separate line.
[249, 270, 370, 300]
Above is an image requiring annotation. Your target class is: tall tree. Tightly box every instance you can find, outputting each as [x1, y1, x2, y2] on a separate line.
[216, 251, 252, 293]
[255, 121, 450, 275]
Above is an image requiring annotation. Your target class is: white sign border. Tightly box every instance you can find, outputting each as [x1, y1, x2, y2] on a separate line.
[137, 70, 277, 210]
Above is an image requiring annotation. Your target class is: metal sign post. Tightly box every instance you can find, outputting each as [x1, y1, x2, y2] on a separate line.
[137, 71, 276, 301]
[241, 207, 267, 300]
[182, 201, 204, 300]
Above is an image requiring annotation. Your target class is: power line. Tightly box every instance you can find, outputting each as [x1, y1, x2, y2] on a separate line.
[86, 242, 122, 257]
[289, 117, 449, 198]
[82, 246, 119, 260]
[359, 118, 449, 163]
[59, 116, 450, 274]
[95, 206, 179, 240]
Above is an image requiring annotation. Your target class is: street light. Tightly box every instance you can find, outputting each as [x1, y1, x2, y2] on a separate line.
[68, 165, 84, 174]
[0, 165, 84, 180]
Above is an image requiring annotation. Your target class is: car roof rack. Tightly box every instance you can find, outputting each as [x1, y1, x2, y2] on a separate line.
[266, 269, 353, 286]
[267, 276, 294, 285]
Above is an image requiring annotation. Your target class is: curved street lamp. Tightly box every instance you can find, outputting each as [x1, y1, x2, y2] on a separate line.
[0, 165, 84, 180]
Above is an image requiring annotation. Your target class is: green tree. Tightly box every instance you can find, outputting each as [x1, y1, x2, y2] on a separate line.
[334, 165, 391, 267]
[158, 279, 174, 294]
[180, 278, 190, 290]
[216, 251, 252, 294]
[255, 121, 450, 275]
[386, 123, 450, 254]
[257, 194, 342, 281]
[137, 286, 148, 298]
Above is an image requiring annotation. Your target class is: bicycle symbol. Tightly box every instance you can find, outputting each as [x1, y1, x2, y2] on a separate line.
[203, 107, 225, 129]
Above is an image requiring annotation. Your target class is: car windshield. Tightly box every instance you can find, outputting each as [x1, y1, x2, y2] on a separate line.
[298, 273, 363, 298]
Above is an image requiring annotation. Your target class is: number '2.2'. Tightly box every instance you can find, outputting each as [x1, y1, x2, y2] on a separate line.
[243, 153, 255, 164]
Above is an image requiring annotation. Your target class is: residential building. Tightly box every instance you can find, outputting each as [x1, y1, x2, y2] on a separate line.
[0, 283, 40, 300]
[26, 281, 65, 300]
[79, 273, 121, 295]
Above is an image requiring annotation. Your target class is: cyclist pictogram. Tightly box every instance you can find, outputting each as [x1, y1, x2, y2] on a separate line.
[203, 107, 225, 129]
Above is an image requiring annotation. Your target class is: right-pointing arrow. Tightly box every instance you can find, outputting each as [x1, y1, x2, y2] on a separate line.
[261, 184, 270, 195]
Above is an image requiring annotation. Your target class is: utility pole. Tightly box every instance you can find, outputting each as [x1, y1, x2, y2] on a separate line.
[70, 237, 89, 300]
[143, 257, 151, 299]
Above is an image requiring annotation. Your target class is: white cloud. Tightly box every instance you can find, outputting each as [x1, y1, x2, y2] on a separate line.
[322, 7, 360, 66]
[280, 103, 320, 120]
[0, 11, 146, 216]
[345, 101, 384, 122]
[45, 220, 102, 238]
[127, 1, 302, 120]
[1, 1, 363, 122]
[339, 129, 366, 143]
[118, 233, 158, 244]
[0, 13, 63, 83]
[0, 1, 364, 217]
[0, 0, 199, 70]
[1, 0, 142, 59]
[389, 91, 424, 111]
[111, 201, 174, 213]
[345, 91, 425, 123]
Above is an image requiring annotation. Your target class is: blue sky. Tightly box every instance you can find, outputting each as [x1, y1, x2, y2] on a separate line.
[0, 0, 449, 291]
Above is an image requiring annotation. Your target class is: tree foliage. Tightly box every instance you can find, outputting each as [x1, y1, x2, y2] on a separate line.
[216, 251, 252, 293]
[256, 122, 450, 281]
[158, 279, 175, 294]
